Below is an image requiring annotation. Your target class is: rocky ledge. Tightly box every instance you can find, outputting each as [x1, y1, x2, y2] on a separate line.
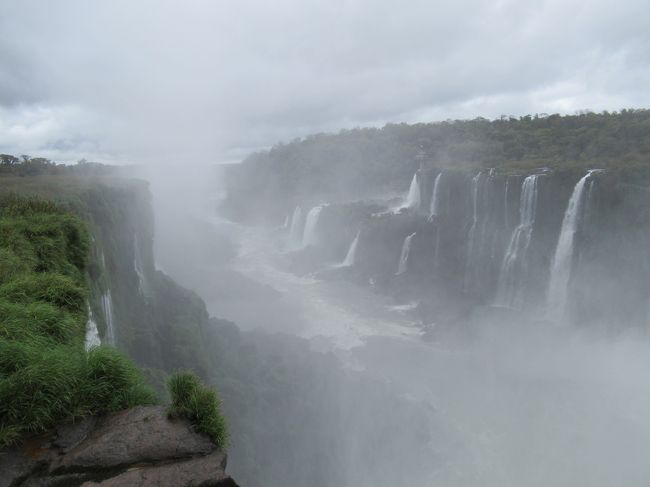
[0, 406, 238, 487]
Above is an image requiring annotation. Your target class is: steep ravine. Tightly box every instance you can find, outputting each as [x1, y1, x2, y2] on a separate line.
[2, 175, 439, 487]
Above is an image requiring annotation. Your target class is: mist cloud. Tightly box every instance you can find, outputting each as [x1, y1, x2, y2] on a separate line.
[0, 0, 648, 163]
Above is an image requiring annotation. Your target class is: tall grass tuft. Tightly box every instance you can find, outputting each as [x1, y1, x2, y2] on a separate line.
[167, 370, 229, 448]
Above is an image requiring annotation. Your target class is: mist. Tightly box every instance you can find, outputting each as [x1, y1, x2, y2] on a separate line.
[134, 132, 650, 485]
[3, 1, 650, 486]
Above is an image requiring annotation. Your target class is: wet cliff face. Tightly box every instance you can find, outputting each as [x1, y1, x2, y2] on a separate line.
[259, 167, 650, 331]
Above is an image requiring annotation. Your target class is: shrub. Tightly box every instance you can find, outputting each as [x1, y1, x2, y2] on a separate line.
[167, 370, 229, 448]
[84, 346, 157, 412]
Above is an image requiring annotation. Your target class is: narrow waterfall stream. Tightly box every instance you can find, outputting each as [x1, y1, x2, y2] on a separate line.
[302, 205, 325, 247]
[288, 205, 304, 248]
[403, 173, 421, 210]
[85, 305, 101, 350]
[494, 174, 539, 309]
[396, 232, 416, 275]
[546, 171, 597, 321]
[340, 230, 360, 267]
[101, 290, 116, 345]
[429, 171, 443, 218]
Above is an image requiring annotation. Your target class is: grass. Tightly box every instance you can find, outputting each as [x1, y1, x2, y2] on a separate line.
[0, 195, 157, 447]
[167, 370, 229, 448]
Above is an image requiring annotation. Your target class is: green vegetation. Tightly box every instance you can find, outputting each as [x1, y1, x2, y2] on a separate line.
[167, 370, 229, 448]
[0, 195, 156, 447]
[222, 109, 650, 221]
[0, 154, 112, 177]
[258, 109, 650, 173]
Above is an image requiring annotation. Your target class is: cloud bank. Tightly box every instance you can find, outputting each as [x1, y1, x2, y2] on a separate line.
[0, 0, 648, 163]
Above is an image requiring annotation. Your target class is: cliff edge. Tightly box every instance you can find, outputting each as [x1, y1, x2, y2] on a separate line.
[1, 406, 238, 487]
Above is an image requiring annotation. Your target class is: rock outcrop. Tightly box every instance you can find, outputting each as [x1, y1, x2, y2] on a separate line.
[0, 406, 238, 487]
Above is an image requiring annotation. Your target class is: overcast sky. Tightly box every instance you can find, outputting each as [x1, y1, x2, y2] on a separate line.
[0, 0, 648, 164]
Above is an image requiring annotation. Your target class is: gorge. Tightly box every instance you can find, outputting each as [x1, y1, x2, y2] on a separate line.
[3, 111, 650, 487]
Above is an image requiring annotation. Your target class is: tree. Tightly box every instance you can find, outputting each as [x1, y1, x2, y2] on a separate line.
[0, 154, 19, 166]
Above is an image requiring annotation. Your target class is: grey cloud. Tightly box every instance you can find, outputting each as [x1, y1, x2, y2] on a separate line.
[0, 0, 648, 163]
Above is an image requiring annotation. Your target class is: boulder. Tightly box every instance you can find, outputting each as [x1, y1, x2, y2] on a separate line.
[0, 406, 237, 487]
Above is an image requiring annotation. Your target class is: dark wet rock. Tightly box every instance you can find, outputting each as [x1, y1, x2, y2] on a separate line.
[1, 406, 237, 487]
[0, 446, 41, 487]
[80, 451, 236, 487]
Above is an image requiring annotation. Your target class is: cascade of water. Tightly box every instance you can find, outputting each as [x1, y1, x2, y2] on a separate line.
[546, 170, 598, 320]
[85, 304, 101, 350]
[504, 176, 510, 231]
[463, 172, 482, 292]
[429, 172, 443, 218]
[288, 206, 304, 248]
[101, 289, 116, 345]
[403, 173, 421, 210]
[340, 230, 360, 267]
[494, 175, 539, 308]
[302, 205, 325, 247]
[282, 214, 290, 229]
[133, 234, 147, 296]
[396, 232, 417, 275]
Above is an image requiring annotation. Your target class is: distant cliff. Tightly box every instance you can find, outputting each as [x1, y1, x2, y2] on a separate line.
[220, 112, 650, 332]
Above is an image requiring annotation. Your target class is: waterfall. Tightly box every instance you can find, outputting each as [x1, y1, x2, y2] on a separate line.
[340, 230, 360, 267]
[288, 206, 304, 248]
[546, 171, 597, 320]
[429, 172, 443, 218]
[504, 176, 510, 231]
[403, 173, 421, 210]
[463, 172, 482, 292]
[302, 205, 325, 247]
[494, 175, 539, 309]
[85, 305, 101, 350]
[282, 214, 290, 229]
[133, 234, 148, 296]
[101, 290, 116, 345]
[396, 232, 417, 275]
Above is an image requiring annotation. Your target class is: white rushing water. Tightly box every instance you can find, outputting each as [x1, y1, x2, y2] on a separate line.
[85, 304, 101, 350]
[302, 205, 325, 247]
[288, 205, 304, 248]
[101, 290, 116, 345]
[396, 232, 416, 275]
[546, 171, 596, 321]
[429, 171, 443, 218]
[403, 173, 421, 210]
[216, 220, 420, 349]
[134, 233, 148, 297]
[504, 176, 511, 231]
[494, 175, 539, 309]
[339, 230, 360, 267]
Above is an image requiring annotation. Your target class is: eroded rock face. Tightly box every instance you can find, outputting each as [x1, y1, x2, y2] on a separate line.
[0, 406, 238, 487]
